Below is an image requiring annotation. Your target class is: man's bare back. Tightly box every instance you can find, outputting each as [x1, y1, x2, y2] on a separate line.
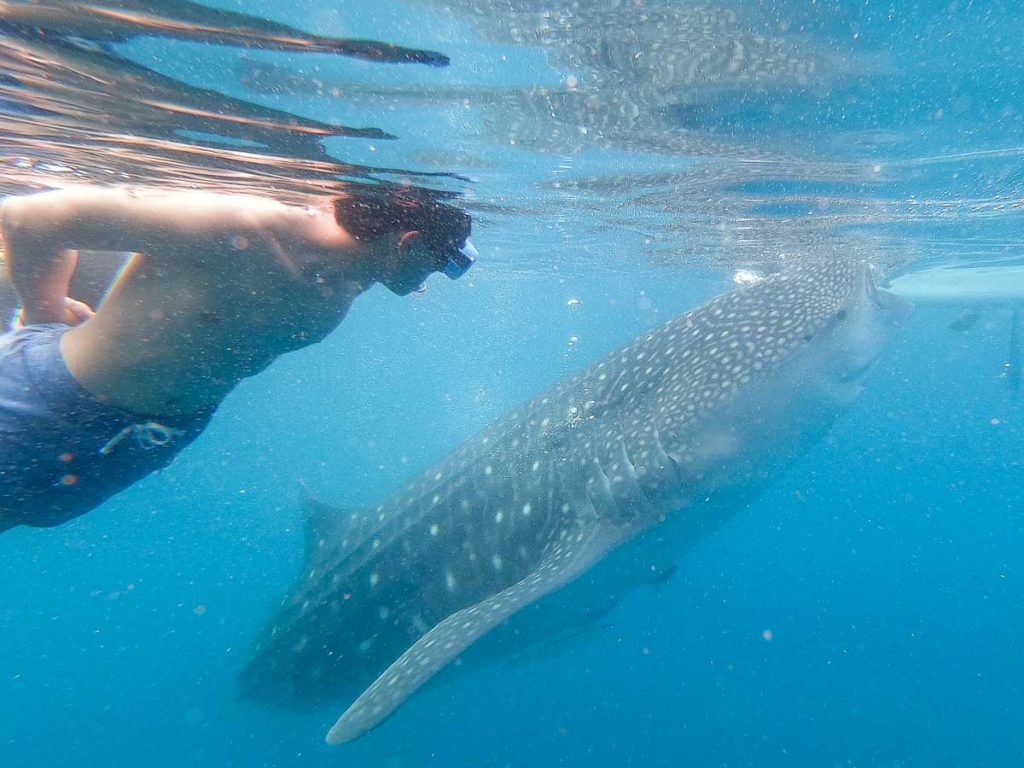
[0, 184, 475, 530]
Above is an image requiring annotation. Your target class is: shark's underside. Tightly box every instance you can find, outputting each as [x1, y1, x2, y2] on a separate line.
[241, 260, 910, 744]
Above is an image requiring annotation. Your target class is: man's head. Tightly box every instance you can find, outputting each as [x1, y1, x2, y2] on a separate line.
[333, 185, 475, 295]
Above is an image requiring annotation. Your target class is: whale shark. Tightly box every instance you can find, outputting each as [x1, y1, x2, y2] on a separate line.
[240, 260, 910, 744]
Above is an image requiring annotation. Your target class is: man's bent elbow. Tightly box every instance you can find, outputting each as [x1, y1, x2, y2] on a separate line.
[0, 195, 53, 244]
[0, 196, 24, 240]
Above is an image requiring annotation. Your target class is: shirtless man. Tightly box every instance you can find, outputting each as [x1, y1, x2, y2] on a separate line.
[0, 185, 476, 532]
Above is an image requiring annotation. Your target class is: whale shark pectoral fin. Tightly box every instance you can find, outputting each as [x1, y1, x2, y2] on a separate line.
[324, 522, 621, 745]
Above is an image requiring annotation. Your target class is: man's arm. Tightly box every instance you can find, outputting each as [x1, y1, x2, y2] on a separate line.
[0, 187, 296, 324]
[1, 187, 294, 253]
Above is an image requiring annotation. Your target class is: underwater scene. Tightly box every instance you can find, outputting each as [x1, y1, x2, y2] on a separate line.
[0, 1, 1022, 766]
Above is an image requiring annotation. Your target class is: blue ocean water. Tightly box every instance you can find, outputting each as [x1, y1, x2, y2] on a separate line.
[2, 1, 1023, 766]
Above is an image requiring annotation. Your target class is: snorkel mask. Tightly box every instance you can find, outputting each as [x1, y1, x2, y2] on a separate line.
[443, 238, 477, 280]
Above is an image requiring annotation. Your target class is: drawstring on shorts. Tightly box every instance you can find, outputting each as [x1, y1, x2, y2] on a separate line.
[99, 421, 184, 456]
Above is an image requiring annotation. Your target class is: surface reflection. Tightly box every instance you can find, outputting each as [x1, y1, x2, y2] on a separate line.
[0, 0, 453, 199]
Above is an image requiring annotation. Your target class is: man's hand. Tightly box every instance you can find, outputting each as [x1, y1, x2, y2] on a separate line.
[63, 297, 95, 325]
[18, 296, 95, 328]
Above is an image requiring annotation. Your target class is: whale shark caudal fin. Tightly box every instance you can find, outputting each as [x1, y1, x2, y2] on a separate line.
[324, 520, 622, 745]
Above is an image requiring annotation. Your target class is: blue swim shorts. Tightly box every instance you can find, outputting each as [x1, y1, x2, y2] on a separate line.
[0, 324, 213, 529]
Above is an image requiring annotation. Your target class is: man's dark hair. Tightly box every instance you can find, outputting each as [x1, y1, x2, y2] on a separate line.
[333, 184, 471, 258]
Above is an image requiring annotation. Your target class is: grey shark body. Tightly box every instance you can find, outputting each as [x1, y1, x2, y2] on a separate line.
[241, 260, 910, 744]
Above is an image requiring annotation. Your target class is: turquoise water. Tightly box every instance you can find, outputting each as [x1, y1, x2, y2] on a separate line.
[2, 1, 1023, 766]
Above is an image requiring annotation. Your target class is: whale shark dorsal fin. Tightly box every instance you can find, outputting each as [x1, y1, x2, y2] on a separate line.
[299, 488, 352, 556]
[324, 521, 622, 745]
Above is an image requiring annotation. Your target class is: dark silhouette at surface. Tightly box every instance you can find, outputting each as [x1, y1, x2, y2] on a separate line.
[0, 1, 448, 64]
[0, 1, 457, 198]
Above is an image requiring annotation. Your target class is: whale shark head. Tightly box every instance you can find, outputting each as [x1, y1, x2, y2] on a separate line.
[589, 259, 912, 510]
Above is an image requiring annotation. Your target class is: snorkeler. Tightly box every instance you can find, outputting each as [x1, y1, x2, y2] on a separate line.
[0, 184, 476, 533]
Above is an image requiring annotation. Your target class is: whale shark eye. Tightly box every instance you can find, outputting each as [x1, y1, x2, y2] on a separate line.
[835, 309, 849, 322]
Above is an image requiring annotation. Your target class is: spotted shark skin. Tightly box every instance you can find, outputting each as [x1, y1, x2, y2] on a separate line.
[241, 260, 910, 744]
